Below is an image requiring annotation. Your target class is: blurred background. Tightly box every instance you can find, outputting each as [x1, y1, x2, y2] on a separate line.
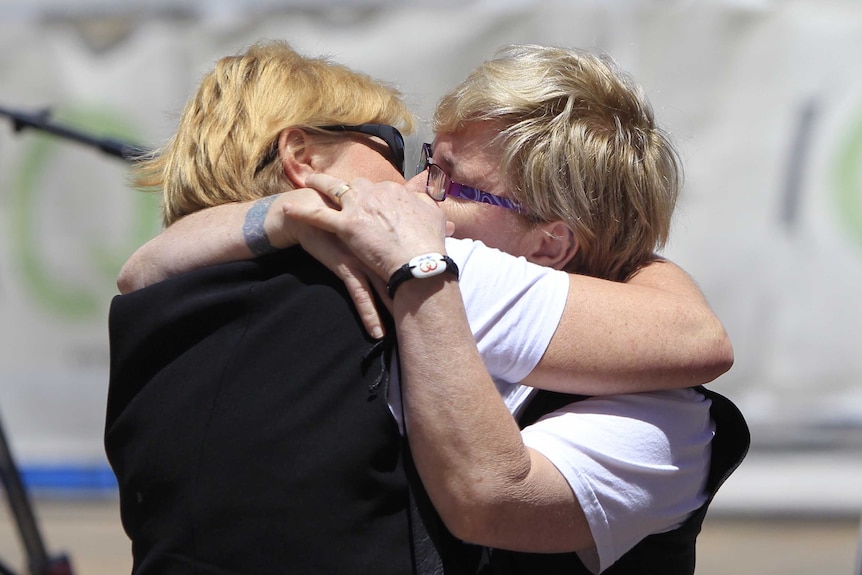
[0, 0, 860, 573]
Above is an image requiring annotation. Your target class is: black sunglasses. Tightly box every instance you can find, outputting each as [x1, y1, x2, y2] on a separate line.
[320, 124, 405, 176]
[256, 123, 406, 176]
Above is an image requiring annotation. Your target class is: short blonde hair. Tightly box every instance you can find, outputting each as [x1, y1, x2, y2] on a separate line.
[434, 44, 681, 282]
[133, 40, 415, 225]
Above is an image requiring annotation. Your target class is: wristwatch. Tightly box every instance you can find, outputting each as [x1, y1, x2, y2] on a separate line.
[386, 253, 459, 298]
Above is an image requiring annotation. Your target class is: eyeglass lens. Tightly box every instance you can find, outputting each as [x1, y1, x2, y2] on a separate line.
[417, 143, 524, 212]
[419, 144, 446, 201]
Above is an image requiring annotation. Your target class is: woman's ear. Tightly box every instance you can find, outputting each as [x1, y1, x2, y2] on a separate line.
[527, 220, 579, 271]
[278, 128, 316, 188]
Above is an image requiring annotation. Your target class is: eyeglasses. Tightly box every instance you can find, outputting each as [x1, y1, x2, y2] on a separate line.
[416, 143, 524, 212]
[320, 124, 405, 176]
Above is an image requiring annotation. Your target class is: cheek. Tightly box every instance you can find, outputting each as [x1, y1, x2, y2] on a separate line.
[442, 201, 532, 255]
[405, 173, 427, 194]
[440, 201, 480, 238]
[362, 154, 406, 183]
[354, 159, 405, 184]
[331, 146, 406, 184]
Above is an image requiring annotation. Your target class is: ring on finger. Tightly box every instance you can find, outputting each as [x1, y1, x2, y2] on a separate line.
[334, 183, 352, 200]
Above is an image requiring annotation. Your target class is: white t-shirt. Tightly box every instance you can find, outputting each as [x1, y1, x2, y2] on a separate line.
[388, 237, 569, 426]
[395, 237, 713, 574]
[518, 389, 712, 573]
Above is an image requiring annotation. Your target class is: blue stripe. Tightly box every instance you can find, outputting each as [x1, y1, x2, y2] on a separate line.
[17, 465, 117, 491]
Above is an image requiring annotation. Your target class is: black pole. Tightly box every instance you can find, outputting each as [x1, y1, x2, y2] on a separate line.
[0, 103, 122, 575]
[0, 104, 146, 162]
[0, 411, 49, 574]
[0, 559, 20, 575]
[0, 413, 74, 575]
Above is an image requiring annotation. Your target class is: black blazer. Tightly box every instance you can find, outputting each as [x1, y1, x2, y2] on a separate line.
[106, 248, 413, 575]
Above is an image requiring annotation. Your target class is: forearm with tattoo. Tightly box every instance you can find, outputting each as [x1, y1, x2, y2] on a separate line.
[242, 195, 279, 256]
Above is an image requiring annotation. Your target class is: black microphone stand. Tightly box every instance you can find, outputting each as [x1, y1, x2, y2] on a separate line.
[0, 105, 146, 161]
[0, 105, 144, 575]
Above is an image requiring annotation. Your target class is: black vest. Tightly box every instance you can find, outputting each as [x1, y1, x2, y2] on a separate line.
[477, 387, 749, 575]
[106, 246, 749, 575]
[105, 248, 415, 575]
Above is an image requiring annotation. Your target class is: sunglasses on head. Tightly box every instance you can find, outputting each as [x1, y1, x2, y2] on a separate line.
[256, 123, 406, 176]
[320, 124, 405, 176]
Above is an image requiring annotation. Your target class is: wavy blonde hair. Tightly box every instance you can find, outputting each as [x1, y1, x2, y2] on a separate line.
[434, 44, 681, 282]
[133, 40, 415, 225]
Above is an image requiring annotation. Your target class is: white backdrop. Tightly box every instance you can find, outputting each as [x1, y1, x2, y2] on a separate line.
[0, 0, 861, 507]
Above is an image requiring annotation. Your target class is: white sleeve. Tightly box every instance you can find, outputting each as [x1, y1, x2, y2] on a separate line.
[445, 237, 569, 384]
[387, 238, 567, 431]
[521, 389, 714, 574]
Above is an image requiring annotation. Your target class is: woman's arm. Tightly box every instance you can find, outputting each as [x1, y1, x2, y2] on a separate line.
[119, 194, 296, 294]
[285, 174, 595, 551]
[287, 174, 732, 393]
[119, 200, 264, 294]
[524, 259, 731, 393]
[120, 181, 732, 392]
[119, 191, 389, 339]
[394, 272, 594, 551]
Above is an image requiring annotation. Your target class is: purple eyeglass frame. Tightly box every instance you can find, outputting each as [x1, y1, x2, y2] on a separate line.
[418, 143, 524, 212]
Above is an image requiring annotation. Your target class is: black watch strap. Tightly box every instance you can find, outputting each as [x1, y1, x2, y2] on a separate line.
[387, 253, 459, 299]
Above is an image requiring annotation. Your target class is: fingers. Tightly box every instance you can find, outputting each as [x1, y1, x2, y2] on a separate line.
[333, 183, 353, 201]
[368, 274, 393, 316]
[294, 174, 449, 282]
[306, 173, 362, 207]
[298, 223, 386, 339]
[291, 173, 374, 234]
[281, 183, 345, 234]
[340, 269, 386, 339]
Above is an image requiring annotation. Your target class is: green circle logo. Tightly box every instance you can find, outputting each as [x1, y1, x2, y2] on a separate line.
[9, 106, 160, 320]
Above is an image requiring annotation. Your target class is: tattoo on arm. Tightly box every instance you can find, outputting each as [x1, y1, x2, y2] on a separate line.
[242, 195, 279, 256]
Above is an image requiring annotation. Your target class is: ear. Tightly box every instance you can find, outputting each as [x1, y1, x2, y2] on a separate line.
[278, 128, 317, 188]
[526, 220, 578, 271]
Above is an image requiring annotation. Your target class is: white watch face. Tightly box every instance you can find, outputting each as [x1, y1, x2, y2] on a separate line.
[409, 253, 447, 278]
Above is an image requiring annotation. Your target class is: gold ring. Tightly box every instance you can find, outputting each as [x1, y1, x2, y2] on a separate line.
[334, 183, 352, 200]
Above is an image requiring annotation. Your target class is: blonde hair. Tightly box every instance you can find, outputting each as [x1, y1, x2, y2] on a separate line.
[434, 44, 681, 282]
[133, 40, 415, 225]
